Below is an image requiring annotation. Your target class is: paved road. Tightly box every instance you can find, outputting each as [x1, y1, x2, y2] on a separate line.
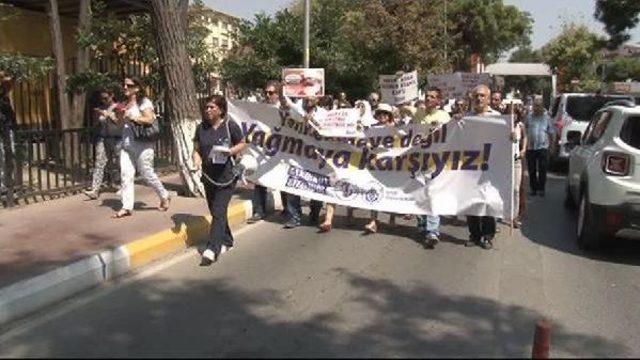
[1, 173, 640, 357]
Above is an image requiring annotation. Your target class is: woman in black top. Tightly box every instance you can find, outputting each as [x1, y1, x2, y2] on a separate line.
[192, 95, 247, 266]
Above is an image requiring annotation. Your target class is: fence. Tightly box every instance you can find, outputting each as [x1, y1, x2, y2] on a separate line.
[0, 115, 177, 208]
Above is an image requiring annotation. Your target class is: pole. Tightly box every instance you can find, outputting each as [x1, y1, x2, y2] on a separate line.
[303, 0, 310, 68]
[444, 0, 447, 63]
[510, 102, 515, 237]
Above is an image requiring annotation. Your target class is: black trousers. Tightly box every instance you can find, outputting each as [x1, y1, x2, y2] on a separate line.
[286, 194, 322, 224]
[467, 216, 496, 240]
[203, 179, 236, 255]
[526, 149, 548, 192]
[252, 184, 268, 217]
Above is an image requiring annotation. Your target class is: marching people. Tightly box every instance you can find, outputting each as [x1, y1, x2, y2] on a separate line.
[511, 104, 528, 227]
[113, 77, 170, 218]
[490, 90, 506, 114]
[193, 95, 247, 266]
[368, 92, 381, 111]
[465, 85, 501, 249]
[525, 96, 555, 197]
[364, 103, 398, 233]
[248, 80, 286, 223]
[414, 87, 451, 248]
[281, 95, 326, 229]
[337, 91, 352, 108]
[451, 98, 468, 117]
[84, 89, 122, 200]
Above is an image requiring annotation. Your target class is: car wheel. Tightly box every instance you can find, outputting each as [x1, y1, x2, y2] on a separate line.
[564, 183, 576, 209]
[577, 191, 600, 250]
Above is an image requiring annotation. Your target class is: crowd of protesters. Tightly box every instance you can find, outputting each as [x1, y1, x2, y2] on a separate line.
[63, 74, 552, 266]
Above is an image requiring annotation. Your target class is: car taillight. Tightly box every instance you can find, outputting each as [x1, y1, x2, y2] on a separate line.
[602, 151, 631, 176]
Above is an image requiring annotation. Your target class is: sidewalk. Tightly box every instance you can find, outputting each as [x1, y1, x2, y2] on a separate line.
[0, 173, 275, 325]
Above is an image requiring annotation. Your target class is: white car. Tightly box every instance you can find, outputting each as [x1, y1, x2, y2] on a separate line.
[551, 93, 634, 163]
[566, 103, 640, 249]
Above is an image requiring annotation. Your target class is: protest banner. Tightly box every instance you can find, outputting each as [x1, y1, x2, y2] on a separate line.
[228, 101, 513, 218]
[379, 70, 419, 105]
[427, 72, 491, 99]
[282, 68, 325, 97]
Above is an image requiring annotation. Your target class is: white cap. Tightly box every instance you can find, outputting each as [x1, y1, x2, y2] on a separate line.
[374, 103, 394, 114]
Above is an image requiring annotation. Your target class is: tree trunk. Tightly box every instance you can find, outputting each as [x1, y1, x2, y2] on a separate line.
[70, 0, 91, 128]
[150, 0, 204, 197]
[47, 0, 70, 129]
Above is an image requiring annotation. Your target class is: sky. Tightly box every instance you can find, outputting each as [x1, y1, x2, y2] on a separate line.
[204, 0, 640, 49]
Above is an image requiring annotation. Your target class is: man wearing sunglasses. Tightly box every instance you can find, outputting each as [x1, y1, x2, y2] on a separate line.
[248, 80, 289, 223]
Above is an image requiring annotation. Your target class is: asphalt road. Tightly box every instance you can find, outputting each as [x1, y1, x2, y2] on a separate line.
[2, 173, 640, 357]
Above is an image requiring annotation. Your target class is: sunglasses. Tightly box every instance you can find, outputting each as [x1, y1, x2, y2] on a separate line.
[205, 105, 217, 109]
[265, 90, 276, 95]
[124, 83, 136, 88]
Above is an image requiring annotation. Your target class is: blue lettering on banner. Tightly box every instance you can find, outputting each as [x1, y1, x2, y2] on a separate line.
[286, 166, 330, 194]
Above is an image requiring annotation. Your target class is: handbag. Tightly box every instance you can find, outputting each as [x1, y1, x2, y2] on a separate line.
[131, 117, 160, 142]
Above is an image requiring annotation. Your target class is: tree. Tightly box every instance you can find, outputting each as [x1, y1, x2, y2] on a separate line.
[449, 0, 532, 70]
[595, 0, 640, 48]
[541, 24, 605, 92]
[603, 57, 640, 82]
[151, 0, 204, 197]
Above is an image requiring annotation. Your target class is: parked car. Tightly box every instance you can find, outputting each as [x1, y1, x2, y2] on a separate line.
[565, 103, 640, 249]
[550, 93, 635, 163]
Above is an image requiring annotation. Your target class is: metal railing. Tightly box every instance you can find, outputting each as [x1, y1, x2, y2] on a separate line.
[1, 116, 177, 208]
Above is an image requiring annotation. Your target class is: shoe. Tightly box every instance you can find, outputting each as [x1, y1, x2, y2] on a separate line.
[200, 249, 216, 266]
[158, 197, 171, 212]
[220, 245, 233, 255]
[284, 220, 300, 229]
[112, 209, 132, 219]
[465, 237, 480, 247]
[513, 219, 522, 228]
[480, 236, 494, 250]
[319, 223, 332, 233]
[424, 233, 439, 249]
[247, 214, 264, 224]
[308, 214, 320, 225]
[529, 190, 537, 197]
[364, 221, 378, 234]
[538, 190, 545, 197]
[83, 190, 98, 200]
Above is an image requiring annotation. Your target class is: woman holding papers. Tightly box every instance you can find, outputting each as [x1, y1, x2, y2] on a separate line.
[193, 95, 247, 266]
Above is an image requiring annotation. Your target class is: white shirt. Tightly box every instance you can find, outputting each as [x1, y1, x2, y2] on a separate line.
[122, 98, 155, 148]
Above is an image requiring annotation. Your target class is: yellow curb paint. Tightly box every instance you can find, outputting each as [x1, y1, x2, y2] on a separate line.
[124, 201, 248, 269]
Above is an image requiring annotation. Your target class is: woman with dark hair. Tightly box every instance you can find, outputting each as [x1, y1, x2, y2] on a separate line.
[193, 95, 247, 266]
[113, 77, 170, 218]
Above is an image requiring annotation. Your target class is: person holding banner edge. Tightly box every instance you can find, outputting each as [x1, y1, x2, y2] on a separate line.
[465, 84, 501, 250]
[248, 80, 288, 223]
[193, 95, 247, 266]
[413, 87, 451, 248]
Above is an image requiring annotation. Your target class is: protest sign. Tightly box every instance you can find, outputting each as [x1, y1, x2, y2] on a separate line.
[427, 72, 491, 99]
[228, 100, 513, 218]
[379, 71, 419, 105]
[313, 108, 365, 138]
[282, 68, 325, 97]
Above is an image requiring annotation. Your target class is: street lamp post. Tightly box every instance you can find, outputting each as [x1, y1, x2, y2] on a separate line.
[303, 0, 310, 68]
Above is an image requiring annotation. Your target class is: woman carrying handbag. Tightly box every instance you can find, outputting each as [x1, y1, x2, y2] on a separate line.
[113, 77, 170, 218]
[192, 95, 247, 266]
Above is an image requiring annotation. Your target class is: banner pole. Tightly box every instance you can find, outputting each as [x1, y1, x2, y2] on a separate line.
[510, 103, 515, 237]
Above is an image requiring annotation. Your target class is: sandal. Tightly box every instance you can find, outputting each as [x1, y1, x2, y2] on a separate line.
[364, 221, 377, 234]
[319, 223, 332, 233]
[113, 209, 132, 219]
[158, 197, 171, 212]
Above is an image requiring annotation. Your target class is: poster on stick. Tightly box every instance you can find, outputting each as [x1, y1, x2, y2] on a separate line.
[282, 68, 325, 97]
[427, 72, 490, 99]
[379, 70, 419, 105]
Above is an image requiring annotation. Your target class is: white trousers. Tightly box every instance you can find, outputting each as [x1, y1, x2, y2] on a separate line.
[120, 142, 168, 211]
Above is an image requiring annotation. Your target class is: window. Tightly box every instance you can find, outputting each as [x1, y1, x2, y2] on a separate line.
[621, 116, 640, 150]
[566, 95, 633, 121]
[584, 111, 612, 145]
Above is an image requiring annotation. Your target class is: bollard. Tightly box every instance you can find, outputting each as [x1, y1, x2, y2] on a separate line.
[532, 319, 551, 359]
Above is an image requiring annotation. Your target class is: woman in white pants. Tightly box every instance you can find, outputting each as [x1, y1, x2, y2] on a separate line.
[113, 77, 170, 218]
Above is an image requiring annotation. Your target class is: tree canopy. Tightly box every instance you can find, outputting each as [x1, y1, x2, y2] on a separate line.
[595, 0, 640, 48]
[221, 0, 532, 99]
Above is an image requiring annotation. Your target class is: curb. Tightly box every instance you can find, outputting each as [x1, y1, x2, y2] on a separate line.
[0, 190, 281, 327]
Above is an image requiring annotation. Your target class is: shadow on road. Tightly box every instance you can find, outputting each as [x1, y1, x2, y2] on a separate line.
[0, 269, 629, 357]
[521, 174, 640, 266]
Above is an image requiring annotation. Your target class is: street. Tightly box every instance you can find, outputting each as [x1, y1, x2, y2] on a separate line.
[1, 172, 640, 357]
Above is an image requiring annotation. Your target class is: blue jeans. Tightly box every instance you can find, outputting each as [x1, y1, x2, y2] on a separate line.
[418, 215, 440, 236]
[286, 194, 322, 224]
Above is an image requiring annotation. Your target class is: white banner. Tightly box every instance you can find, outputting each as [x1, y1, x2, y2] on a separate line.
[427, 72, 491, 99]
[228, 101, 513, 217]
[379, 70, 419, 105]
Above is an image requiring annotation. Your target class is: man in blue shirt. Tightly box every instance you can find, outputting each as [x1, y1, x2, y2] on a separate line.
[525, 97, 555, 197]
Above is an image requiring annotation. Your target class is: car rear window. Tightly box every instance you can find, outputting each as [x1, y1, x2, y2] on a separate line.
[566, 95, 632, 121]
[621, 116, 640, 149]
